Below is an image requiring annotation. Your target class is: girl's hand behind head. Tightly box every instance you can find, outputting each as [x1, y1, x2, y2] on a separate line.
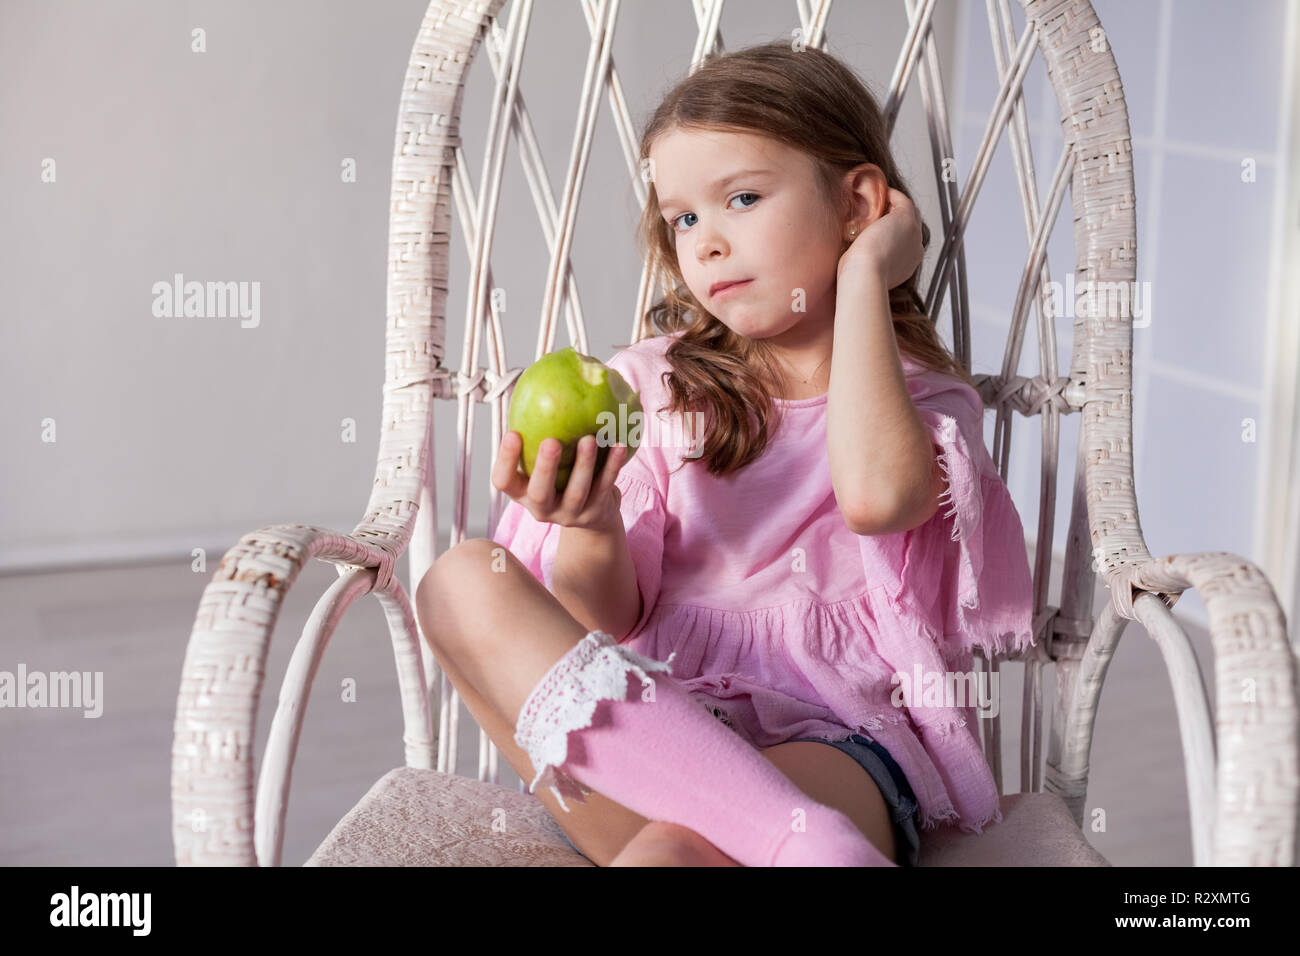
[838, 187, 925, 291]
[491, 430, 628, 532]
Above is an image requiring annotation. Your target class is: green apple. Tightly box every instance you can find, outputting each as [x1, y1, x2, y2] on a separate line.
[507, 346, 643, 495]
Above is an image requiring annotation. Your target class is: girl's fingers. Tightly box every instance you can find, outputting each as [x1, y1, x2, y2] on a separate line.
[591, 441, 627, 500]
[492, 431, 630, 524]
[524, 437, 561, 511]
[491, 431, 528, 499]
[559, 434, 599, 514]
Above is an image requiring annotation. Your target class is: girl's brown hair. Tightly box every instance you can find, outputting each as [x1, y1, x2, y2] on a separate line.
[630, 39, 975, 477]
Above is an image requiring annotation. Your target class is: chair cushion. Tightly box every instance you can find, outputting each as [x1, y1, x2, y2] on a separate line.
[305, 768, 595, 866]
[917, 791, 1110, 866]
[307, 768, 1108, 866]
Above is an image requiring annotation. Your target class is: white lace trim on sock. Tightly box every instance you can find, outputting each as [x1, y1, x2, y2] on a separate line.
[513, 629, 677, 812]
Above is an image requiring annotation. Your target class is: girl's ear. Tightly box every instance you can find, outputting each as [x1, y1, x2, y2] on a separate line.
[841, 163, 889, 231]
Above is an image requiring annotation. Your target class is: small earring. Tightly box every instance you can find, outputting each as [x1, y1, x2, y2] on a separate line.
[847, 227, 857, 239]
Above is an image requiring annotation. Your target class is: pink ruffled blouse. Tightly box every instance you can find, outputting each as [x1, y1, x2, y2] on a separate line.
[490, 331, 1036, 834]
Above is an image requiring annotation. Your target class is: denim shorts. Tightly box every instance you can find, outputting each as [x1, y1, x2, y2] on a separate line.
[786, 732, 921, 867]
[554, 731, 921, 867]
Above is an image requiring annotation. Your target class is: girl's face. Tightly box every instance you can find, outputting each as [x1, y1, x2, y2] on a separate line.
[649, 127, 845, 339]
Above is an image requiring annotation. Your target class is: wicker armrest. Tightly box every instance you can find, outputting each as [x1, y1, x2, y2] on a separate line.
[170, 522, 401, 866]
[1106, 551, 1299, 865]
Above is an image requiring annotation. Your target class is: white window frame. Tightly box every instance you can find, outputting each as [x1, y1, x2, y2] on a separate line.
[1256, 0, 1300, 632]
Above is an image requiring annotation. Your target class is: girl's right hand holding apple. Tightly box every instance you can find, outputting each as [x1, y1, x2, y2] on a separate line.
[491, 430, 628, 532]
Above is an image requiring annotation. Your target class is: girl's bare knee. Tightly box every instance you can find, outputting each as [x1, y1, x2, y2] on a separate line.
[417, 538, 538, 667]
[417, 539, 496, 615]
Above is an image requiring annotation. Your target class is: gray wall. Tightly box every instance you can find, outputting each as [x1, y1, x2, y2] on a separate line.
[0, 0, 957, 568]
[2, 0, 1293, 640]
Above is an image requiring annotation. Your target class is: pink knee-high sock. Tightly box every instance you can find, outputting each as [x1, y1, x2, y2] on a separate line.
[513, 629, 896, 867]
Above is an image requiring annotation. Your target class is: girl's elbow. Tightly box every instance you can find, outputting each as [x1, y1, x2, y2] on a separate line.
[847, 499, 934, 536]
[845, 471, 943, 536]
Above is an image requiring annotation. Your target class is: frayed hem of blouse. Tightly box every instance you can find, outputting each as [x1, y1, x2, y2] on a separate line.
[932, 419, 983, 615]
[935, 441, 962, 539]
[917, 802, 1004, 835]
[909, 714, 971, 739]
[917, 805, 961, 831]
[968, 625, 1038, 658]
[846, 706, 915, 738]
[857, 714, 886, 733]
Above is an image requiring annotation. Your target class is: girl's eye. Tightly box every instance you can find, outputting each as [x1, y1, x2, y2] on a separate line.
[669, 192, 760, 233]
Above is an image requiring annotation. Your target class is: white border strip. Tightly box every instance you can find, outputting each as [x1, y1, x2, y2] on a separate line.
[1257, 0, 1300, 628]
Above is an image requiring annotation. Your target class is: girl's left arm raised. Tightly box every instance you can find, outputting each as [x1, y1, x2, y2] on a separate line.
[827, 264, 945, 536]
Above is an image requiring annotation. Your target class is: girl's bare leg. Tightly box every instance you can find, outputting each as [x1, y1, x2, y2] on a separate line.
[415, 537, 728, 866]
[608, 821, 743, 866]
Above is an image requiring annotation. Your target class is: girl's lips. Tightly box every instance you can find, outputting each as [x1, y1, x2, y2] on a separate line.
[711, 279, 752, 299]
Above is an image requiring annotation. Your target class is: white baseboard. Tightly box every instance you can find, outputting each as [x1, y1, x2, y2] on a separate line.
[0, 516, 366, 577]
[0, 521, 1214, 633]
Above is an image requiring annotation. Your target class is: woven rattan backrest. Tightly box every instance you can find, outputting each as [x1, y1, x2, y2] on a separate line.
[373, 0, 1140, 795]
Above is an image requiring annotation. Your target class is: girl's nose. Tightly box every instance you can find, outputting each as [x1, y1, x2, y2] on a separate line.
[695, 230, 727, 259]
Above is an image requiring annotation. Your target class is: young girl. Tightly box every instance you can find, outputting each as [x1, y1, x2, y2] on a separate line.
[415, 40, 1035, 868]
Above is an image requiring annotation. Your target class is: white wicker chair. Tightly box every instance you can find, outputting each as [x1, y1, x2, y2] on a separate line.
[171, 0, 1299, 867]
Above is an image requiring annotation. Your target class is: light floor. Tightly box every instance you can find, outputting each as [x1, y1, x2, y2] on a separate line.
[0, 543, 1215, 866]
